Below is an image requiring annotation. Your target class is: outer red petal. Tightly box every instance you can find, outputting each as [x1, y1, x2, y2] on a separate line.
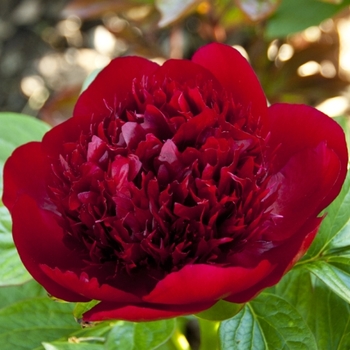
[2, 142, 49, 211]
[40, 266, 142, 303]
[225, 216, 321, 303]
[73, 56, 159, 119]
[143, 260, 273, 305]
[152, 57, 222, 91]
[83, 301, 214, 322]
[11, 195, 89, 302]
[267, 103, 348, 210]
[191, 43, 268, 128]
[42, 113, 89, 158]
[266, 143, 341, 241]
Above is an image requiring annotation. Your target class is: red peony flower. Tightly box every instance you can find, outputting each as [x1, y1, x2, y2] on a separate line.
[2, 43, 348, 322]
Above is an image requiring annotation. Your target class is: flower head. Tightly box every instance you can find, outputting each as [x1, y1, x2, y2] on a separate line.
[3, 43, 347, 322]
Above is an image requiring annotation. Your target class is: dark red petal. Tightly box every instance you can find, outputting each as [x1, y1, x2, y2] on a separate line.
[40, 266, 142, 303]
[143, 260, 273, 305]
[153, 57, 222, 91]
[225, 217, 321, 303]
[42, 110, 93, 158]
[283, 218, 322, 272]
[2, 142, 49, 211]
[73, 57, 159, 118]
[266, 143, 341, 241]
[11, 195, 89, 302]
[172, 107, 217, 146]
[191, 43, 268, 128]
[83, 301, 214, 322]
[267, 103, 348, 209]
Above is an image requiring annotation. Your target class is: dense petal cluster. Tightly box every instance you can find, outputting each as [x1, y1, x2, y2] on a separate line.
[3, 43, 347, 322]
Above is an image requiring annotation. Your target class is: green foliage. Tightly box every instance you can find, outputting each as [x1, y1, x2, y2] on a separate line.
[0, 281, 175, 350]
[305, 260, 350, 303]
[42, 343, 103, 350]
[0, 112, 50, 193]
[73, 300, 100, 320]
[0, 279, 46, 308]
[219, 293, 317, 350]
[266, 0, 350, 38]
[196, 299, 243, 321]
[0, 297, 79, 350]
[270, 268, 350, 349]
[0, 203, 30, 285]
[105, 319, 175, 350]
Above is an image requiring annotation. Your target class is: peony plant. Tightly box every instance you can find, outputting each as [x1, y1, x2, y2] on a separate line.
[1, 43, 348, 339]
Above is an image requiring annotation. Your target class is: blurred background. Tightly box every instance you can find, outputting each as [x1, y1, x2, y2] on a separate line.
[1, 0, 350, 126]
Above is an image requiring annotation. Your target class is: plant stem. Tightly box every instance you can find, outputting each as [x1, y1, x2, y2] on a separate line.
[198, 318, 220, 350]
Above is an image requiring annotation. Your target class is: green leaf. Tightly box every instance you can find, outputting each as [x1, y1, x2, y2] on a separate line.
[267, 268, 314, 322]
[306, 278, 350, 350]
[0, 297, 80, 350]
[0, 279, 45, 308]
[0, 112, 49, 144]
[219, 293, 317, 350]
[153, 341, 178, 350]
[134, 320, 175, 350]
[155, 0, 201, 27]
[0, 204, 11, 237]
[105, 319, 175, 350]
[39, 321, 124, 350]
[0, 236, 31, 285]
[105, 322, 134, 350]
[0, 201, 30, 285]
[0, 112, 50, 193]
[306, 260, 350, 304]
[41, 321, 113, 350]
[0, 112, 50, 170]
[268, 268, 350, 349]
[73, 300, 100, 320]
[195, 299, 243, 321]
[266, 0, 350, 38]
[42, 343, 103, 350]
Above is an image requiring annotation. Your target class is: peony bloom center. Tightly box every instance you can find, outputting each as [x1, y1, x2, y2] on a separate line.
[48, 74, 276, 278]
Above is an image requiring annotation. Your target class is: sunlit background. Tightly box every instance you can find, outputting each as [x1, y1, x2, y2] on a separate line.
[1, 0, 350, 127]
